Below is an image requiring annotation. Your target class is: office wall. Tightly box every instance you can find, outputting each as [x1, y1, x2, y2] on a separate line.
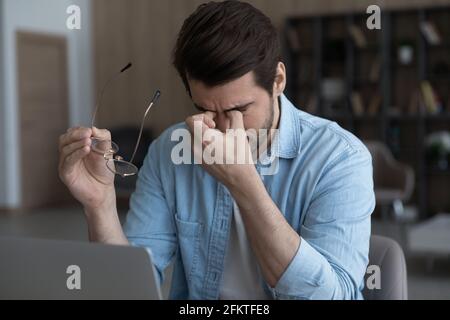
[0, 0, 93, 209]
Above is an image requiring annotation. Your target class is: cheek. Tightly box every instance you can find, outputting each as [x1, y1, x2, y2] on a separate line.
[243, 112, 263, 130]
[243, 119, 250, 131]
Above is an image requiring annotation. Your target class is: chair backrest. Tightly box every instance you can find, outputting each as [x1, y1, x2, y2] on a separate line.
[363, 235, 408, 300]
[365, 141, 391, 186]
[364, 140, 415, 201]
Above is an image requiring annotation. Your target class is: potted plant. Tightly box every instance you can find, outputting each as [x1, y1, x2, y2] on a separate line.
[426, 131, 450, 170]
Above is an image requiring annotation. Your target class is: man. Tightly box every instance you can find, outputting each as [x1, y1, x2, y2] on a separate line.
[58, 1, 374, 300]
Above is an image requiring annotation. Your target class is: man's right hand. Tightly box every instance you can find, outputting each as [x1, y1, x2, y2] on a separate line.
[58, 127, 116, 212]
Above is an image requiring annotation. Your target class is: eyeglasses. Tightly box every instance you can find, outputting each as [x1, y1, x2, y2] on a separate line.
[90, 63, 161, 177]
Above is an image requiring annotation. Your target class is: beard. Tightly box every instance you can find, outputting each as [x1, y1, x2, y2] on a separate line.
[261, 97, 275, 132]
[252, 97, 276, 158]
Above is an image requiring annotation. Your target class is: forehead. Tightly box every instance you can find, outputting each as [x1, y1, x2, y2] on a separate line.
[188, 72, 263, 110]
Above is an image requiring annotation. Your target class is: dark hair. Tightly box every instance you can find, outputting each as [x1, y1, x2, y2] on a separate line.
[173, 0, 281, 96]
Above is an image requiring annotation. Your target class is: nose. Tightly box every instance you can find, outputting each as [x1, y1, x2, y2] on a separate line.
[215, 112, 230, 133]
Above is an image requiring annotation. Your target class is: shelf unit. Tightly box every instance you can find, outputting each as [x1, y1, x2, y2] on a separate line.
[283, 6, 450, 219]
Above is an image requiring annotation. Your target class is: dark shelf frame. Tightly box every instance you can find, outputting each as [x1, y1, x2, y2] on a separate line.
[284, 5, 450, 219]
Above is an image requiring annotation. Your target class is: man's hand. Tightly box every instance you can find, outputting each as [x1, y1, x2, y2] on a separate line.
[58, 127, 116, 213]
[186, 112, 301, 288]
[58, 127, 128, 245]
[185, 111, 259, 190]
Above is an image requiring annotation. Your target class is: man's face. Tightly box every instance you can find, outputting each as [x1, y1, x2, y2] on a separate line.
[188, 71, 276, 133]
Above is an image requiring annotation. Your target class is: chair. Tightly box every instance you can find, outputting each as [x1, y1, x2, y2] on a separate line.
[364, 141, 415, 221]
[363, 235, 408, 300]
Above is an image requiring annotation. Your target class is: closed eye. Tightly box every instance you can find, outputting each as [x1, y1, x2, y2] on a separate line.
[193, 102, 253, 113]
[227, 103, 253, 113]
[236, 106, 250, 113]
[193, 104, 207, 112]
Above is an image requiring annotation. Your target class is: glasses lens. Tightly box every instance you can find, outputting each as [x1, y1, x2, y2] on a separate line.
[91, 138, 119, 155]
[106, 158, 139, 177]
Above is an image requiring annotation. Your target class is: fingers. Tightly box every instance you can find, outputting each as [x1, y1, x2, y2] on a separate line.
[185, 114, 201, 131]
[59, 127, 92, 151]
[186, 115, 204, 137]
[60, 146, 91, 174]
[59, 137, 91, 173]
[92, 127, 112, 140]
[60, 138, 91, 160]
[58, 126, 112, 181]
[186, 113, 216, 133]
[67, 127, 80, 133]
[203, 112, 216, 129]
[228, 111, 244, 130]
[59, 127, 112, 150]
[202, 127, 223, 147]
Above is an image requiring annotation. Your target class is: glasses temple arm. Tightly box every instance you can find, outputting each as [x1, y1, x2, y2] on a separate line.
[91, 63, 133, 128]
[91, 75, 118, 128]
[129, 90, 161, 164]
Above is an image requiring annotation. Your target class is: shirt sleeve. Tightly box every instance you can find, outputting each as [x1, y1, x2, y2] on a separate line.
[271, 146, 375, 300]
[122, 137, 177, 286]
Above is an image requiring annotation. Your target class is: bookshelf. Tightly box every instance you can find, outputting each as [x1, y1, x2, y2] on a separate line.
[284, 6, 450, 219]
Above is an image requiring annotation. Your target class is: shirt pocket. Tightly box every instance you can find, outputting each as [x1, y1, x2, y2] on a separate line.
[174, 214, 202, 282]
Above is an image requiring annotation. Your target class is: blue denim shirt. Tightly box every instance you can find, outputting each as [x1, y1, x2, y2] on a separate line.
[123, 94, 375, 300]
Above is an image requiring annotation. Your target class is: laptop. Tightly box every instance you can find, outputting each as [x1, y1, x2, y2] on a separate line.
[0, 237, 162, 300]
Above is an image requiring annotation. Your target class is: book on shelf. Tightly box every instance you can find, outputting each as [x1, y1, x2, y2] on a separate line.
[420, 21, 442, 46]
[408, 89, 430, 115]
[420, 81, 440, 114]
[351, 91, 365, 116]
[348, 24, 367, 48]
[367, 93, 382, 116]
[369, 57, 381, 82]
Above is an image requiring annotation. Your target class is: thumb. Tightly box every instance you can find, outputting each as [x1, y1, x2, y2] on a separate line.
[92, 127, 112, 140]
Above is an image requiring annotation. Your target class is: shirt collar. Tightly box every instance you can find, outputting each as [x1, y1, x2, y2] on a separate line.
[272, 94, 301, 159]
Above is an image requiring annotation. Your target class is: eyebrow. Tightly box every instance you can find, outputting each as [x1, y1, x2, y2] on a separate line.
[193, 102, 254, 112]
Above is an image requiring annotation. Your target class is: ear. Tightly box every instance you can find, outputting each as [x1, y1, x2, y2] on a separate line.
[273, 62, 286, 98]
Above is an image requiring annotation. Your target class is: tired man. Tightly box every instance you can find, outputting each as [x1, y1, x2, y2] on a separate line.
[58, 1, 374, 300]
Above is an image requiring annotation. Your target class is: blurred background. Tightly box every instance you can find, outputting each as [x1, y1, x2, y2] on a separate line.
[0, 0, 449, 299]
